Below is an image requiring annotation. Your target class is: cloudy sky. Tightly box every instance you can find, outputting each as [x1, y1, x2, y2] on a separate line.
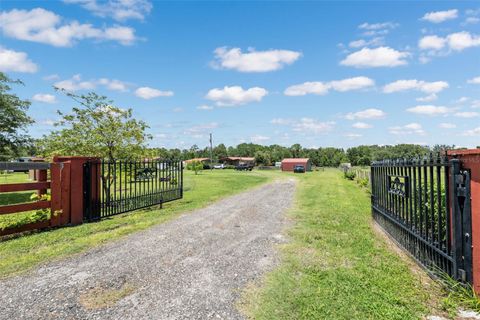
[1, 1, 479, 149]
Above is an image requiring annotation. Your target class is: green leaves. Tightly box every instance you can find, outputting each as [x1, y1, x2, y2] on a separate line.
[0, 72, 34, 160]
[38, 90, 151, 160]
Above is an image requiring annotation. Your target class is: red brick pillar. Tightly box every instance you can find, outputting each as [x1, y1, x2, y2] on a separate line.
[53, 156, 101, 225]
[448, 149, 480, 294]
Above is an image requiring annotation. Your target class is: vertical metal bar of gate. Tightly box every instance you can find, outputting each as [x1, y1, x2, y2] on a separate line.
[450, 158, 473, 283]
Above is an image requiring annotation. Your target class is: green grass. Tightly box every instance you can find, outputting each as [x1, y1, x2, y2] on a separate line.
[0, 169, 272, 278]
[0, 172, 47, 231]
[242, 169, 437, 320]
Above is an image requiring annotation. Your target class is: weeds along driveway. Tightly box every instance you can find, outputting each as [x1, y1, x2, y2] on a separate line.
[0, 179, 296, 320]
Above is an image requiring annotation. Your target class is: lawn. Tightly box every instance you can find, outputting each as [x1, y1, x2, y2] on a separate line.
[242, 169, 439, 320]
[0, 169, 273, 277]
[0, 172, 47, 231]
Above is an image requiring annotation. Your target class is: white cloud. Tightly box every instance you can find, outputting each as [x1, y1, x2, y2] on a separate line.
[340, 47, 409, 68]
[43, 74, 59, 81]
[32, 93, 57, 103]
[0, 8, 137, 47]
[454, 111, 480, 118]
[406, 105, 452, 116]
[421, 9, 458, 23]
[448, 31, 480, 51]
[270, 118, 292, 125]
[389, 123, 425, 135]
[456, 96, 469, 104]
[54, 74, 131, 92]
[205, 86, 267, 106]
[349, 37, 384, 48]
[383, 79, 449, 94]
[54, 74, 95, 91]
[64, 0, 152, 21]
[463, 127, 480, 136]
[135, 87, 174, 99]
[467, 76, 480, 84]
[329, 77, 375, 92]
[419, 31, 480, 52]
[352, 122, 372, 129]
[284, 76, 374, 96]
[472, 100, 480, 109]
[358, 22, 398, 36]
[359, 22, 397, 30]
[250, 135, 270, 143]
[439, 123, 456, 129]
[345, 108, 386, 120]
[98, 78, 128, 91]
[292, 118, 335, 134]
[284, 82, 330, 96]
[197, 105, 214, 111]
[416, 94, 438, 102]
[184, 122, 219, 137]
[418, 35, 447, 50]
[0, 46, 38, 73]
[344, 133, 362, 138]
[271, 117, 335, 134]
[464, 17, 480, 25]
[212, 47, 301, 72]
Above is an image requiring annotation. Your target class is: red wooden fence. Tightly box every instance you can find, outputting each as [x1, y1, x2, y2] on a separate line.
[0, 162, 70, 236]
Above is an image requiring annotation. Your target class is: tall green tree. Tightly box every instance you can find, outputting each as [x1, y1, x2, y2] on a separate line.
[38, 91, 151, 160]
[0, 72, 33, 160]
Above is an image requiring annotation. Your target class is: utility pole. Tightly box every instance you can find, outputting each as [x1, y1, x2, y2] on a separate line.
[209, 133, 213, 170]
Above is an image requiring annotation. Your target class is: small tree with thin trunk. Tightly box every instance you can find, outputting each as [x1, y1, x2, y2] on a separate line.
[38, 90, 151, 161]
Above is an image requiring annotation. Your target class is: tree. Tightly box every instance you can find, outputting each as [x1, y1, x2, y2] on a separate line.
[0, 72, 33, 160]
[290, 143, 302, 158]
[38, 91, 151, 160]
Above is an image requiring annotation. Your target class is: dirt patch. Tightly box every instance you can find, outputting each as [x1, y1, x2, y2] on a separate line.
[79, 283, 136, 310]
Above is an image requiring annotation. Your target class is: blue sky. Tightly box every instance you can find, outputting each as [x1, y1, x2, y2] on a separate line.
[1, 1, 479, 149]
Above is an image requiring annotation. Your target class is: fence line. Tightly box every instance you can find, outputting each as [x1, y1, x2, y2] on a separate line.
[83, 159, 183, 221]
[371, 155, 473, 284]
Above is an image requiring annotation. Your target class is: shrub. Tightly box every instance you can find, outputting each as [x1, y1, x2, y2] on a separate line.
[344, 171, 356, 180]
[186, 161, 203, 175]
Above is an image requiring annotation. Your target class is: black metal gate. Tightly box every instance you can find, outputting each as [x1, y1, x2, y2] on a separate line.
[371, 154, 472, 284]
[83, 159, 183, 221]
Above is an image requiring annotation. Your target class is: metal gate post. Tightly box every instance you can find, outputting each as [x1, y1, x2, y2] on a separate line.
[450, 158, 473, 283]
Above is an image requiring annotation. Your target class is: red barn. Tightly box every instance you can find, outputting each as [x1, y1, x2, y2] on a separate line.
[281, 158, 312, 172]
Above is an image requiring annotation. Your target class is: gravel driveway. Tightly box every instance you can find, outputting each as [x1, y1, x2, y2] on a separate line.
[0, 179, 295, 320]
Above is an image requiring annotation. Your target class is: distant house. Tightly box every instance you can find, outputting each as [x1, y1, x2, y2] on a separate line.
[281, 158, 312, 172]
[220, 156, 255, 166]
[183, 158, 211, 165]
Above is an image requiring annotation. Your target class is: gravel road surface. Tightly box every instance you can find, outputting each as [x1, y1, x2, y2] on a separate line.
[0, 179, 295, 320]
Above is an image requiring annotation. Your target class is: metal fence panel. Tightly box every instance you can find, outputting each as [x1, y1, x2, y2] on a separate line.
[371, 154, 472, 283]
[84, 159, 183, 221]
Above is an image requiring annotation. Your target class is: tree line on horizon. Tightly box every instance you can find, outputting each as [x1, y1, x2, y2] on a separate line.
[144, 143, 459, 167]
[1, 72, 476, 166]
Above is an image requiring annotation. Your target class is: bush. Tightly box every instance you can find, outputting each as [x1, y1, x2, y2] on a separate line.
[186, 161, 203, 175]
[344, 171, 356, 180]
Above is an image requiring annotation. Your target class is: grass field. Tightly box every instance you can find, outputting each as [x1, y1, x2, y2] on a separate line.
[0, 169, 273, 277]
[242, 169, 441, 320]
[0, 172, 47, 231]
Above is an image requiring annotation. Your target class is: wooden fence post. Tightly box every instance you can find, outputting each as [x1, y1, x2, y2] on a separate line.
[49, 163, 62, 227]
[53, 156, 100, 225]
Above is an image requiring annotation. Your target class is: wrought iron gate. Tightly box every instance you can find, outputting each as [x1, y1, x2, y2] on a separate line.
[371, 154, 472, 284]
[83, 159, 183, 221]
